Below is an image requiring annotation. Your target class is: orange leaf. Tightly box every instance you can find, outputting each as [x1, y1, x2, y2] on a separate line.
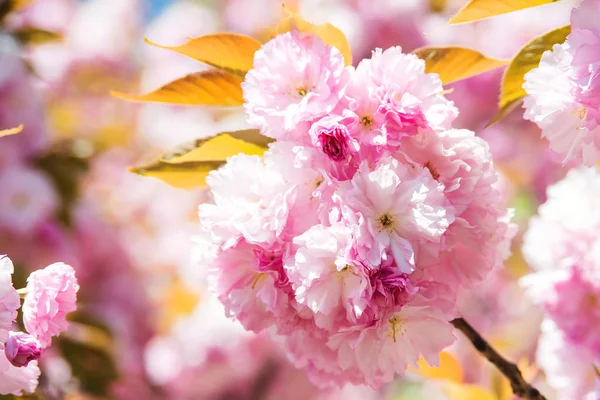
[111, 71, 244, 106]
[274, 6, 352, 66]
[449, 0, 561, 25]
[489, 25, 571, 125]
[144, 33, 261, 77]
[129, 160, 224, 189]
[413, 46, 508, 84]
[129, 129, 271, 189]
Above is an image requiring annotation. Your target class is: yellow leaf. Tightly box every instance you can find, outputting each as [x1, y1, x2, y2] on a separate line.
[130, 129, 273, 189]
[144, 33, 261, 78]
[411, 351, 464, 383]
[413, 46, 508, 85]
[490, 25, 571, 125]
[13, 28, 62, 45]
[111, 70, 244, 106]
[164, 130, 273, 163]
[274, 6, 352, 66]
[130, 160, 224, 189]
[442, 381, 497, 400]
[0, 124, 23, 138]
[449, 0, 561, 25]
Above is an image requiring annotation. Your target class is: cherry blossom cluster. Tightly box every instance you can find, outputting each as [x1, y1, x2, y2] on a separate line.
[196, 30, 515, 388]
[0, 255, 78, 395]
[523, 0, 600, 166]
[521, 167, 600, 399]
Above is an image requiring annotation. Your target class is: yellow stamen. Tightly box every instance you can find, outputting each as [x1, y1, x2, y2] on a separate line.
[251, 273, 266, 290]
[377, 213, 395, 232]
[360, 116, 374, 128]
[572, 107, 587, 120]
[388, 316, 405, 343]
[297, 87, 308, 97]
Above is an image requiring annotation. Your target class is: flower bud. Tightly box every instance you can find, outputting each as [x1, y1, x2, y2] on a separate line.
[310, 117, 353, 162]
[5, 331, 42, 367]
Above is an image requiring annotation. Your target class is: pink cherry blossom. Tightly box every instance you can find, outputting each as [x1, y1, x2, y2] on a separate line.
[197, 34, 514, 389]
[242, 30, 349, 141]
[0, 256, 19, 339]
[198, 154, 295, 247]
[523, 0, 600, 166]
[569, 0, 600, 131]
[342, 47, 457, 148]
[285, 223, 371, 329]
[4, 332, 42, 368]
[0, 346, 39, 395]
[325, 290, 455, 388]
[399, 129, 517, 288]
[23, 263, 79, 347]
[207, 238, 292, 332]
[334, 156, 454, 272]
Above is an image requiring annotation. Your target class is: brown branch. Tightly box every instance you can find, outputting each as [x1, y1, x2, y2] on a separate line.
[451, 318, 546, 400]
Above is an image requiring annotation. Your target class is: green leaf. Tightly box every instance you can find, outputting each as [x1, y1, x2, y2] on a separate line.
[449, 0, 562, 25]
[56, 315, 120, 397]
[57, 336, 119, 396]
[413, 46, 508, 84]
[490, 25, 571, 125]
[34, 145, 89, 227]
[130, 129, 273, 189]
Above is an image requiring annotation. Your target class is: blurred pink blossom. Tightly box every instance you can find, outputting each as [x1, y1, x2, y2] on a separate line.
[0, 165, 58, 236]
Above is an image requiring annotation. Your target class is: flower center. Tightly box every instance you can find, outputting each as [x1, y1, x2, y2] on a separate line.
[10, 193, 30, 210]
[377, 213, 395, 232]
[360, 115, 374, 129]
[574, 107, 587, 120]
[297, 86, 308, 97]
[337, 264, 353, 283]
[388, 316, 405, 343]
[251, 272, 266, 290]
[424, 161, 440, 180]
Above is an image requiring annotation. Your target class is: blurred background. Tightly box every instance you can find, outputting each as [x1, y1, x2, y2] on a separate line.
[0, 0, 577, 399]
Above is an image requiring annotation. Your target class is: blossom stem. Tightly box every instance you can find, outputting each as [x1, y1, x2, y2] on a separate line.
[450, 318, 546, 400]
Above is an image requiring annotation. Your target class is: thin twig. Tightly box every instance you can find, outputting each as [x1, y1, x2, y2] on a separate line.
[451, 318, 546, 400]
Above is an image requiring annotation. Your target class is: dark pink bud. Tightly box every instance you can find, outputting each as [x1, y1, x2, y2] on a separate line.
[316, 124, 350, 161]
[5, 331, 42, 367]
